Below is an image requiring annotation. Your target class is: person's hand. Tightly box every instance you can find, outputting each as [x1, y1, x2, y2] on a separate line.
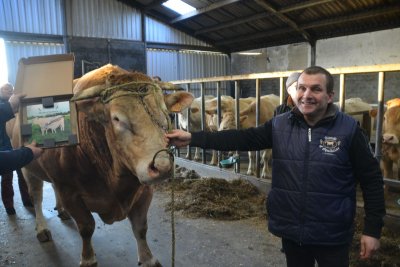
[8, 93, 26, 113]
[165, 129, 192, 148]
[360, 235, 380, 260]
[25, 141, 44, 160]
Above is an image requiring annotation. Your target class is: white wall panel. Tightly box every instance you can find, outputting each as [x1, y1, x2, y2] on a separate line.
[0, 0, 63, 35]
[145, 17, 210, 47]
[5, 41, 65, 85]
[70, 0, 141, 40]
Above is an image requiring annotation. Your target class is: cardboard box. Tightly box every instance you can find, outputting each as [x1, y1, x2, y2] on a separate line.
[15, 54, 79, 148]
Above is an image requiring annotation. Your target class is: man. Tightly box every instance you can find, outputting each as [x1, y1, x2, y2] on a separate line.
[166, 66, 385, 266]
[274, 72, 301, 116]
[0, 83, 42, 215]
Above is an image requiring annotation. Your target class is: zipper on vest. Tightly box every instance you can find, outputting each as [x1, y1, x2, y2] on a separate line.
[308, 128, 311, 142]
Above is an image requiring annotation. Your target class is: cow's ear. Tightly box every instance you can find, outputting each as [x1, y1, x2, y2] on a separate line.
[164, 91, 194, 113]
[369, 109, 378, 118]
[239, 115, 248, 123]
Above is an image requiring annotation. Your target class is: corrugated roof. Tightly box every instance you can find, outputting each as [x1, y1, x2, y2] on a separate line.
[119, 0, 400, 53]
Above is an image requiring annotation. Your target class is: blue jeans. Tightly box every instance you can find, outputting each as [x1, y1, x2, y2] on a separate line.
[282, 238, 350, 267]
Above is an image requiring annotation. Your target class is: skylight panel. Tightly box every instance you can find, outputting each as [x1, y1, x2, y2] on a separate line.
[163, 0, 196, 15]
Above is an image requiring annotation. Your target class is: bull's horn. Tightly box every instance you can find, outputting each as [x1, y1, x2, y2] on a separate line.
[157, 81, 183, 91]
[70, 85, 106, 102]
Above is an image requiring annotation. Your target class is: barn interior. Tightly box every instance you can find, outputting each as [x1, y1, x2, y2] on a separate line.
[1, 0, 400, 266]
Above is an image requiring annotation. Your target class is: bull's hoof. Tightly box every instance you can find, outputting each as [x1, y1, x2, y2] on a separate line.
[80, 261, 97, 267]
[138, 259, 162, 267]
[57, 210, 71, 220]
[36, 229, 52, 242]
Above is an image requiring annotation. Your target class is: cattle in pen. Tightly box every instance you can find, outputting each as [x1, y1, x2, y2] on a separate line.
[11, 64, 194, 267]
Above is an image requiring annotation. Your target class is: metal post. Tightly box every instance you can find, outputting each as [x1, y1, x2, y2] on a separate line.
[374, 72, 385, 162]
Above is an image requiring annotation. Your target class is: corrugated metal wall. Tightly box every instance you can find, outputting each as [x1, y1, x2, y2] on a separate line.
[0, 0, 64, 34]
[147, 49, 230, 97]
[70, 0, 141, 40]
[5, 41, 65, 85]
[145, 17, 210, 46]
[0, 0, 229, 85]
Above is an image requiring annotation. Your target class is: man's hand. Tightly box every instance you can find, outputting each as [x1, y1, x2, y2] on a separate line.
[360, 235, 380, 260]
[25, 141, 44, 160]
[8, 93, 26, 113]
[165, 129, 192, 148]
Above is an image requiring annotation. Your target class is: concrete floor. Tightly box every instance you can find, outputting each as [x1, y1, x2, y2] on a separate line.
[0, 172, 286, 267]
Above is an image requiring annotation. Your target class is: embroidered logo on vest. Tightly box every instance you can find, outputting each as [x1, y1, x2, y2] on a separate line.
[319, 136, 341, 153]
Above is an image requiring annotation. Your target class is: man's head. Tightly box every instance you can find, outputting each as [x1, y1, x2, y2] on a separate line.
[296, 66, 335, 125]
[285, 72, 301, 103]
[0, 83, 14, 100]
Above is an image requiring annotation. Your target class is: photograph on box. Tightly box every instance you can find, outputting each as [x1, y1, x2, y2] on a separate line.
[21, 100, 74, 147]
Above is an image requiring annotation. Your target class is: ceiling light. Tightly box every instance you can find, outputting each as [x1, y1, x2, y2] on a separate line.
[238, 52, 262, 56]
[163, 0, 196, 15]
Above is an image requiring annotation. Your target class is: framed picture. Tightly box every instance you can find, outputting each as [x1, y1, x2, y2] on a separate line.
[19, 95, 79, 148]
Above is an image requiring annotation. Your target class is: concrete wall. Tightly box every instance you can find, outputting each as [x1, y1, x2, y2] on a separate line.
[230, 28, 400, 102]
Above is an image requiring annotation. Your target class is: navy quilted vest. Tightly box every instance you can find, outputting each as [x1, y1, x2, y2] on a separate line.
[268, 110, 358, 245]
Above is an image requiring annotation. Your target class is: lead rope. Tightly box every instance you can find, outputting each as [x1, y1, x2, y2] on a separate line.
[170, 146, 176, 267]
[151, 146, 176, 267]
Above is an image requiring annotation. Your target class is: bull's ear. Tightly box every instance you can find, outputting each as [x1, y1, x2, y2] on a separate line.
[71, 85, 106, 102]
[369, 109, 378, 118]
[239, 115, 248, 124]
[164, 91, 194, 113]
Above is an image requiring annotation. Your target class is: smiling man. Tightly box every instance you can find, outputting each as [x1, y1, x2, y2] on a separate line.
[166, 66, 386, 267]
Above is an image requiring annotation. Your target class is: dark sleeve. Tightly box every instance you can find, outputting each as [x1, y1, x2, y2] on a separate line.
[349, 126, 386, 238]
[0, 147, 34, 175]
[0, 102, 15, 123]
[190, 119, 273, 151]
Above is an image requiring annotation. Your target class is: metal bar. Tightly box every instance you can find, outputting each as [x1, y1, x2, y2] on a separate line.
[374, 72, 385, 161]
[234, 81, 240, 173]
[255, 79, 261, 178]
[201, 83, 206, 164]
[339, 73, 345, 112]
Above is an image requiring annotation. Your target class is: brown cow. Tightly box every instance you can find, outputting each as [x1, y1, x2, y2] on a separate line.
[12, 64, 194, 267]
[381, 98, 400, 179]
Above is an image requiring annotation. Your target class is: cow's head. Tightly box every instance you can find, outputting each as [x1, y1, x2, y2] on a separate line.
[72, 67, 193, 184]
[382, 105, 400, 145]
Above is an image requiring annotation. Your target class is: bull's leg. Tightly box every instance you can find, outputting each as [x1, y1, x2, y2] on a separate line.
[209, 150, 218, 165]
[247, 151, 255, 175]
[261, 149, 272, 178]
[128, 186, 161, 267]
[193, 147, 201, 161]
[58, 189, 97, 267]
[22, 171, 52, 242]
[51, 183, 71, 220]
[381, 159, 394, 179]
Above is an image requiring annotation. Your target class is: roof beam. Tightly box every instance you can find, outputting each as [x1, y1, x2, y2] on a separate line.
[300, 5, 400, 30]
[169, 0, 241, 24]
[195, 0, 335, 35]
[216, 4, 400, 46]
[253, 0, 313, 42]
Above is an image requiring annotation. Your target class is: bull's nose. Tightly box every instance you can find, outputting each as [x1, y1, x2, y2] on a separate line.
[148, 151, 173, 178]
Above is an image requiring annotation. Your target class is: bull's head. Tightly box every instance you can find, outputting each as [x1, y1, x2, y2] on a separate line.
[71, 71, 193, 184]
[382, 105, 400, 145]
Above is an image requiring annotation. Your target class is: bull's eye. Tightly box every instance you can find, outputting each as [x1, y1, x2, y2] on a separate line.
[113, 116, 120, 122]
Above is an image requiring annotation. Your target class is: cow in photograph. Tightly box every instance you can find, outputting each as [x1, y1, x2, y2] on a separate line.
[381, 98, 400, 179]
[11, 64, 194, 267]
[32, 115, 65, 135]
[218, 94, 280, 177]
